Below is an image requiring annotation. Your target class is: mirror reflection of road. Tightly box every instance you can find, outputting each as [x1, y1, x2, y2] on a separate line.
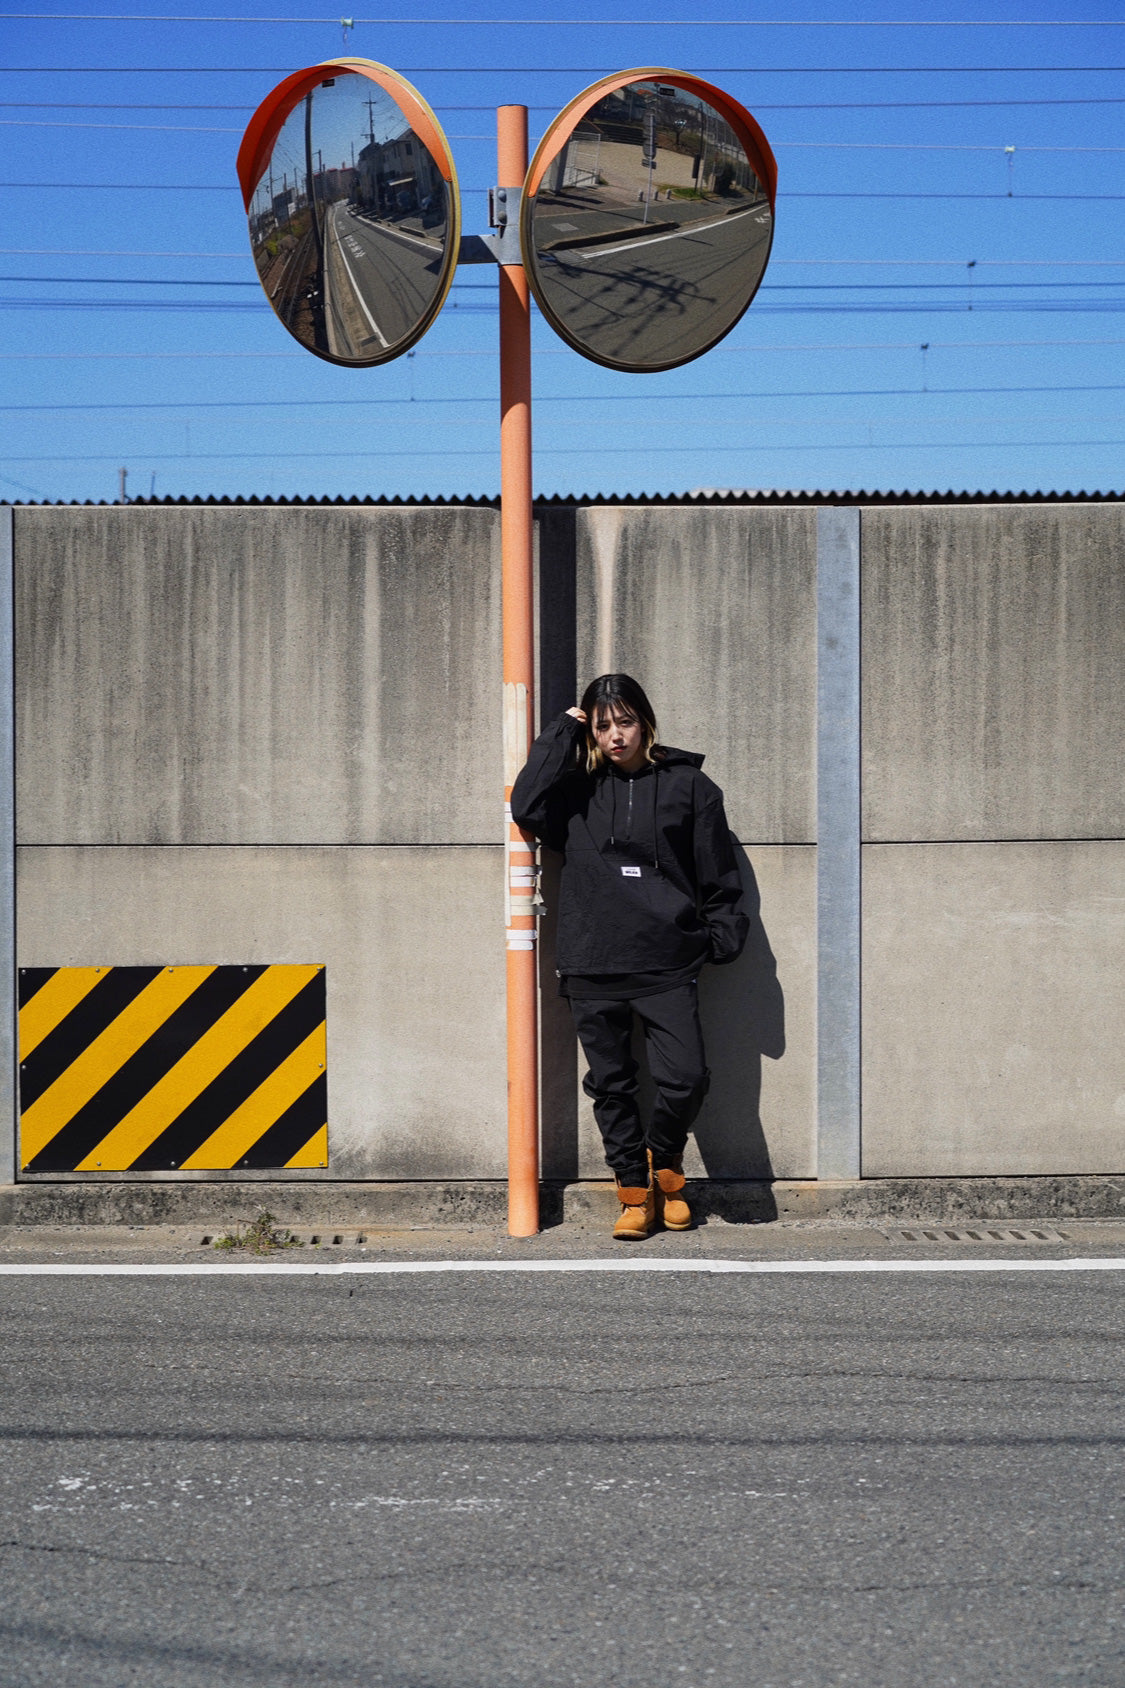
[535, 204, 772, 367]
[323, 198, 445, 361]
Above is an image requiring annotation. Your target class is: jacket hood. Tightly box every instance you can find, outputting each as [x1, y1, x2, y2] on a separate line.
[651, 744, 704, 770]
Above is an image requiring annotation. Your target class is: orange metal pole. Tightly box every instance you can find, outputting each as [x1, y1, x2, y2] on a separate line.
[498, 104, 539, 1238]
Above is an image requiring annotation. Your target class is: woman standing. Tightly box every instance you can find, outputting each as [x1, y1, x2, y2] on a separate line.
[511, 674, 748, 1239]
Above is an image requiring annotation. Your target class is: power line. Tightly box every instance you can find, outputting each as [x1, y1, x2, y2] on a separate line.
[5, 62, 1125, 71]
[2, 108, 1124, 150]
[4, 103, 1125, 144]
[2, 13, 1124, 23]
[0, 248, 250, 256]
[5, 251, 1123, 266]
[7, 383, 1122, 412]
[0, 100, 260, 108]
[7, 276, 1123, 293]
[0, 118, 244, 130]
[5, 115, 1125, 147]
[776, 141, 1125, 153]
[785, 193, 1125, 200]
[3, 338, 1122, 357]
[5, 298, 1124, 315]
[10, 408, 1125, 427]
[4, 184, 1123, 201]
[8, 440, 1125, 465]
[3, 75, 1123, 112]
[0, 181, 489, 190]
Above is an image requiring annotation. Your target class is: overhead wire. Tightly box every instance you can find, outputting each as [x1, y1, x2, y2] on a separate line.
[4, 338, 1123, 357]
[2, 77, 1122, 110]
[4, 62, 1125, 71]
[2, 12, 1124, 22]
[8, 442, 1125, 466]
[1, 104, 1124, 147]
[3, 183, 1122, 198]
[2, 14, 1124, 24]
[6, 382, 1123, 412]
[4, 277, 1122, 293]
[5, 300, 1124, 315]
[2, 34, 1118, 489]
[6, 253, 1122, 266]
[3, 116, 1125, 146]
[5, 300, 1124, 316]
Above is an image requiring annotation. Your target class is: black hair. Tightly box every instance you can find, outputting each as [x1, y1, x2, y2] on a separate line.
[579, 673, 658, 773]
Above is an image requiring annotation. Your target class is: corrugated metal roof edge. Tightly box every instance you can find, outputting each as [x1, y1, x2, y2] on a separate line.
[5, 489, 1122, 508]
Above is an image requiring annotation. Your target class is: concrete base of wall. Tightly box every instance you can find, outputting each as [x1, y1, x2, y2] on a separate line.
[1, 1175, 1122, 1230]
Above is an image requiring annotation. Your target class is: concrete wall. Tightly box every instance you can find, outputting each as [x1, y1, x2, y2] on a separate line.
[862, 507, 1125, 842]
[862, 842, 1125, 1176]
[861, 506, 1125, 1177]
[560, 506, 818, 1179]
[18, 506, 501, 844]
[12, 498, 1125, 1184]
[16, 505, 505, 1179]
[574, 505, 817, 843]
[18, 844, 506, 1179]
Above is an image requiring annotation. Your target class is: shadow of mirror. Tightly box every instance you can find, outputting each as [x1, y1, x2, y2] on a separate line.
[242, 62, 459, 366]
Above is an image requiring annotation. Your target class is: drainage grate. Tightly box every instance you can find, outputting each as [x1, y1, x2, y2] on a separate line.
[198, 1229, 367, 1248]
[883, 1226, 1069, 1245]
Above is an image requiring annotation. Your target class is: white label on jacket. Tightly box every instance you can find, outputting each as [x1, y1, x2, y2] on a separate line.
[621, 865, 642, 878]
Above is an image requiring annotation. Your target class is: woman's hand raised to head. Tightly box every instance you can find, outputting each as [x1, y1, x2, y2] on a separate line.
[566, 707, 588, 723]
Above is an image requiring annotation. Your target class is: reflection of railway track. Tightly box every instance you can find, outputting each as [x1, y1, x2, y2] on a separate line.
[271, 225, 321, 341]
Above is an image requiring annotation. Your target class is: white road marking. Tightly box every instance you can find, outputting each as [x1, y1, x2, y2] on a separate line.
[349, 209, 443, 254]
[562, 204, 764, 263]
[332, 206, 388, 347]
[0, 1258, 1120, 1277]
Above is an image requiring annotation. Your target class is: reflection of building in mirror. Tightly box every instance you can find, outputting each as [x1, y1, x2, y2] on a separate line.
[545, 85, 765, 219]
[246, 76, 450, 366]
[354, 123, 445, 229]
[545, 122, 602, 194]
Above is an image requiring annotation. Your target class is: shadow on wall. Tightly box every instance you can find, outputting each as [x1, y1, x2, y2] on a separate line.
[695, 845, 785, 1179]
[539, 846, 786, 1185]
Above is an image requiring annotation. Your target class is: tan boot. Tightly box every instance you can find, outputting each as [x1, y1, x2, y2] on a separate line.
[613, 1176, 655, 1241]
[651, 1155, 692, 1231]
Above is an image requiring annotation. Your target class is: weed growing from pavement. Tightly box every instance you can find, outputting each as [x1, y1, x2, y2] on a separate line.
[213, 1211, 304, 1254]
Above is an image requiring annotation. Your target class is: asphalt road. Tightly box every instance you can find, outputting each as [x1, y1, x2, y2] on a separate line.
[534, 205, 773, 366]
[1, 1262, 1121, 1687]
[326, 201, 445, 356]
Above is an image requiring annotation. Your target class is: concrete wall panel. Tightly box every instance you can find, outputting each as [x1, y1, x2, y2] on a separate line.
[17, 845, 507, 1178]
[575, 507, 817, 842]
[862, 841, 1125, 1176]
[863, 506, 1125, 842]
[16, 506, 501, 845]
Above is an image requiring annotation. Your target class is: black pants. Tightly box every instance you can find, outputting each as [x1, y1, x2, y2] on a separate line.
[569, 983, 709, 1187]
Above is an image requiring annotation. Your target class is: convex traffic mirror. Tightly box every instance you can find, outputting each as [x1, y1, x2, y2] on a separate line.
[520, 69, 777, 373]
[237, 59, 461, 366]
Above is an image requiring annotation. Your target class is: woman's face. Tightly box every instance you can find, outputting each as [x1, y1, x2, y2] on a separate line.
[592, 704, 646, 774]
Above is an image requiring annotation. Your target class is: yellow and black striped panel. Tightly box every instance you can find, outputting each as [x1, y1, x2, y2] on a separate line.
[18, 965, 327, 1172]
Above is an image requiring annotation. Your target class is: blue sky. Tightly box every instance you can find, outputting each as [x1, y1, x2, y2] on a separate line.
[1, 2, 1122, 501]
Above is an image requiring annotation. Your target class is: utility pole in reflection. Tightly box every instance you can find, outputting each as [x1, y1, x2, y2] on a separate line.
[304, 94, 322, 257]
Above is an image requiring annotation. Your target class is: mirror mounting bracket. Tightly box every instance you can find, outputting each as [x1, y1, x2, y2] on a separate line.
[457, 234, 500, 266]
[458, 185, 524, 266]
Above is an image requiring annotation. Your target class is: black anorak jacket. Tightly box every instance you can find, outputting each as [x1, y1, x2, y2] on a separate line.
[510, 711, 749, 977]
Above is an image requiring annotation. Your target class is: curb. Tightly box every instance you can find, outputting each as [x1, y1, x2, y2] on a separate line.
[1, 1175, 1122, 1230]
